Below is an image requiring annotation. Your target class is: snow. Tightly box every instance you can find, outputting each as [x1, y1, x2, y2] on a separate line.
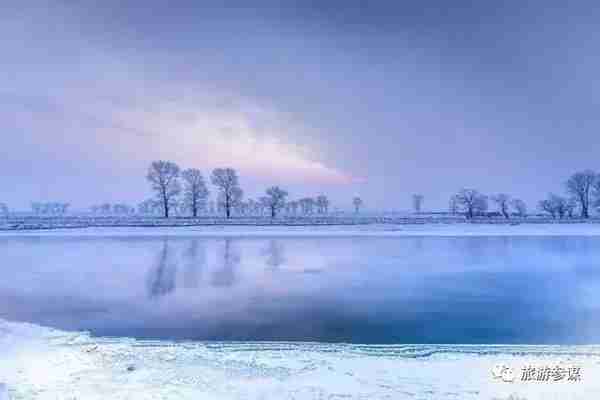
[3, 223, 600, 237]
[1, 318, 600, 399]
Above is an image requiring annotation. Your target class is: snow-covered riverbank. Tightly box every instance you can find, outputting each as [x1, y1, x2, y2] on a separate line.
[3, 223, 600, 237]
[1, 318, 599, 400]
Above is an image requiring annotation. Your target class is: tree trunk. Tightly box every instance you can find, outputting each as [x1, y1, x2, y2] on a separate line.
[163, 193, 169, 218]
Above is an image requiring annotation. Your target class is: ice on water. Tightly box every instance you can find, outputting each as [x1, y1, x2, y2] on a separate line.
[1, 318, 600, 400]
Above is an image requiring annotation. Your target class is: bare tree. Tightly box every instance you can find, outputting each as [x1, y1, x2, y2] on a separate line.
[539, 194, 568, 219]
[412, 194, 424, 214]
[146, 160, 181, 218]
[259, 196, 270, 216]
[315, 195, 330, 214]
[538, 199, 556, 219]
[181, 168, 209, 217]
[353, 197, 363, 213]
[31, 202, 69, 215]
[138, 199, 159, 215]
[552, 194, 569, 219]
[454, 189, 487, 219]
[0, 203, 8, 217]
[113, 203, 134, 215]
[449, 195, 459, 215]
[299, 197, 315, 215]
[566, 197, 577, 218]
[287, 200, 299, 216]
[491, 193, 511, 219]
[264, 186, 288, 218]
[510, 198, 527, 217]
[593, 178, 600, 214]
[566, 170, 597, 218]
[211, 168, 242, 219]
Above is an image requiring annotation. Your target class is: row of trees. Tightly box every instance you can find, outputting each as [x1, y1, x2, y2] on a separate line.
[449, 189, 527, 219]
[145, 161, 339, 218]
[31, 202, 70, 215]
[90, 203, 136, 215]
[449, 170, 600, 219]
[536, 170, 600, 219]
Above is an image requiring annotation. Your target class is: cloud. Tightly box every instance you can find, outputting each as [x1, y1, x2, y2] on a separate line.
[104, 89, 357, 185]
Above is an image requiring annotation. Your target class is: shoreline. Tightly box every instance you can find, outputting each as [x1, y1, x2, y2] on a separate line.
[3, 222, 600, 236]
[2, 317, 599, 400]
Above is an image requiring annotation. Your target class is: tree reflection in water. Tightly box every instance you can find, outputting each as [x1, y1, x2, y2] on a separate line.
[263, 240, 286, 271]
[147, 240, 177, 298]
[182, 239, 205, 289]
[211, 238, 240, 287]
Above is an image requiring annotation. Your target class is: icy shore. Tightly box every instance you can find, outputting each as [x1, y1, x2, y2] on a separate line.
[3, 223, 600, 237]
[1, 318, 600, 399]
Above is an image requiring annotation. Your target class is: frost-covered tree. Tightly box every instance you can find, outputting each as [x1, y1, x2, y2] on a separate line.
[538, 199, 556, 218]
[510, 198, 527, 217]
[264, 186, 288, 218]
[353, 197, 363, 213]
[138, 199, 159, 215]
[412, 194, 424, 213]
[111, 203, 134, 215]
[211, 168, 243, 219]
[449, 195, 459, 215]
[539, 194, 569, 219]
[299, 197, 315, 215]
[181, 168, 209, 217]
[244, 198, 257, 216]
[552, 194, 569, 219]
[491, 193, 511, 219]
[286, 200, 299, 216]
[566, 170, 596, 218]
[315, 195, 330, 214]
[146, 160, 181, 218]
[31, 202, 69, 215]
[0, 203, 8, 217]
[593, 178, 600, 214]
[455, 189, 487, 219]
[566, 197, 577, 218]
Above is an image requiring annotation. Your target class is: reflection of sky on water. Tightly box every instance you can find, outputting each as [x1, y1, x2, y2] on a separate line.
[0, 236, 599, 344]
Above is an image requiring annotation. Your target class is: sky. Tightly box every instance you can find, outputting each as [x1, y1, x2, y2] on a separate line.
[2, 1, 600, 211]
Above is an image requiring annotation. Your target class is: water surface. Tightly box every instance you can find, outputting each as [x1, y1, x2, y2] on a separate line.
[1, 235, 598, 344]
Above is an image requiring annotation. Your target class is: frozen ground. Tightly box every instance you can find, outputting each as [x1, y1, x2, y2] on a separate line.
[3, 223, 600, 236]
[1, 319, 600, 400]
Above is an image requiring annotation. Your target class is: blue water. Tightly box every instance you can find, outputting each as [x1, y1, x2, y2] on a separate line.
[0, 235, 598, 344]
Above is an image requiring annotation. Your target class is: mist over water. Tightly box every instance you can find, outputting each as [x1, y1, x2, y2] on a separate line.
[1, 235, 598, 344]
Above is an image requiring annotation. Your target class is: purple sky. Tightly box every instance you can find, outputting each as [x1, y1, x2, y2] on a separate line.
[2, 1, 600, 211]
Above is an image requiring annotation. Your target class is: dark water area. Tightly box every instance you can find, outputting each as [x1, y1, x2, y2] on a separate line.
[1, 235, 599, 344]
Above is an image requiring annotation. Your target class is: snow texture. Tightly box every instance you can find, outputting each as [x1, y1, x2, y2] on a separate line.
[1, 318, 600, 399]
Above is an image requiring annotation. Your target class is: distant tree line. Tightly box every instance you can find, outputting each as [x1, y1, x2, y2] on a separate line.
[449, 170, 600, 219]
[90, 203, 136, 215]
[31, 202, 70, 215]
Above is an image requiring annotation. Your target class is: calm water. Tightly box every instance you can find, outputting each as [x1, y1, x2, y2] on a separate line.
[1, 235, 599, 344]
